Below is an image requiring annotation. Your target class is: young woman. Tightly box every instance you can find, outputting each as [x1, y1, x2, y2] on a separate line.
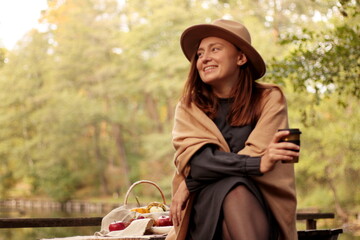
[166, 19, 298, 240]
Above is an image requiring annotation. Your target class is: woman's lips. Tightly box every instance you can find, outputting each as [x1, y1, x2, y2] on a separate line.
[203, 65, 217, 73]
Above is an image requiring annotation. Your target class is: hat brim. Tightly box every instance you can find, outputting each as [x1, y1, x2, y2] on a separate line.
[180, 24, 266, 80]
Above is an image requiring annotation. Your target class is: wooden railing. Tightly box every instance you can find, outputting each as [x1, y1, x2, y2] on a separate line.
[0, 213, 334, 229]
[0, 213, 343, 240]
[0, 216, 102, 228]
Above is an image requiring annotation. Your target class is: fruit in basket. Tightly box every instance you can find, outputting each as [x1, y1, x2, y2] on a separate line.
[149, 206, 165, 213]
[129, 215, 146, 224]
[109, 220, 130, 231]
[155, 215, 173, 227]
[130, 207, 149, 213]
[147, 202, 166, 213]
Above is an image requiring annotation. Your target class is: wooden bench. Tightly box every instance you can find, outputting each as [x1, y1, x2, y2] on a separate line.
[298, 228, 343, 240]
[295, 213, 343, 240]
[296, 212, 335, 230]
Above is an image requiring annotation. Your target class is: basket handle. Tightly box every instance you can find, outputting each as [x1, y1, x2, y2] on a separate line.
[124, 180, 167, 206]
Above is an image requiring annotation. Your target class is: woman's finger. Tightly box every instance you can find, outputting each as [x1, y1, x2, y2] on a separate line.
[171, 205, 178, 226]
[169, 207, 174, 224]
[272, 130, 290, 143]
[170, 201, 181, 226]
[267, 146, 294, 157]
[176, 204, 182, 226]
[275, 142, 300, 151]
[271, 147, 300, 157]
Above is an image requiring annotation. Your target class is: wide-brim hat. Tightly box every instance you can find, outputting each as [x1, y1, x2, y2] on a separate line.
[180, 19, 266, 80]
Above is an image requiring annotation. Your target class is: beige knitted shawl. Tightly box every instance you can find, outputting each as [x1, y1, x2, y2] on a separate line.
[166, 84, 297, 240]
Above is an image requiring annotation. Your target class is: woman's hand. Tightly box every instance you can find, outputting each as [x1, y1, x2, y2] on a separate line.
[169, 180, 190, 227]
[260, 130, 300, 173]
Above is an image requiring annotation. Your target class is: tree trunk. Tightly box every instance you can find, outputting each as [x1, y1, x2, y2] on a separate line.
[93, 124, 110, 195]
[112, 123, 131, 191]
[166, 97, 175, 123]
[145, 93, 163, 132]
[326, 167, 349, 222]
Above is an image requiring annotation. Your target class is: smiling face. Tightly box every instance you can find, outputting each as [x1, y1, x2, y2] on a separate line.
[196, 37, 247, 97]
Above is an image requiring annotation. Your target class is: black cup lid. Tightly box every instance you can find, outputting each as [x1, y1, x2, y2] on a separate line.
[278, 128, 302, 134]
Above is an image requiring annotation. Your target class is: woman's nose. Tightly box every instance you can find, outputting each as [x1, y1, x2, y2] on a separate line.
[201, 53, 212, 63]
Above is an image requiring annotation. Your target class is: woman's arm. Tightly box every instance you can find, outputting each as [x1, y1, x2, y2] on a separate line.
[185, 144, 262, 192]
[185, 131, 299, 192]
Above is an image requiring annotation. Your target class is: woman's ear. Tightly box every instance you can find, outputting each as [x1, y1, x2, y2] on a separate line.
[237, 52, 247, 66]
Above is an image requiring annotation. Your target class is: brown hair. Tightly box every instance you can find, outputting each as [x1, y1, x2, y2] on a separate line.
[182, 53, 278, 126]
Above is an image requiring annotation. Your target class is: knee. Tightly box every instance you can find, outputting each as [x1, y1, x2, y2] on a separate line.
[227, 185, 250, 197]
[224, 185, 253, 204]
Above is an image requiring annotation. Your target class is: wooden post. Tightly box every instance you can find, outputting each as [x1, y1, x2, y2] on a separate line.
[296, 212, 335, 230]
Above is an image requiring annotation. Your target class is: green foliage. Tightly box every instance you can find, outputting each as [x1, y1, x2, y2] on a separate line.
[268, 23, 360, 101]
[292, 94, 360, 213]
[268, 1, 360, 102]
[266, 0, 360, 218]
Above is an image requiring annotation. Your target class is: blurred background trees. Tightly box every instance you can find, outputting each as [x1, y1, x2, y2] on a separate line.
[0, 0, 359, 224]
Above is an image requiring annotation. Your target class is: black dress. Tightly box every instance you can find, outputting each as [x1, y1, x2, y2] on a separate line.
[185, 99, 278, 240]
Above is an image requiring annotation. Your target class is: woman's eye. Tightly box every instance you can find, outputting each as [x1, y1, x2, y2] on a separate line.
[197, 52, 204, 57]
[212, 47, 220, 52]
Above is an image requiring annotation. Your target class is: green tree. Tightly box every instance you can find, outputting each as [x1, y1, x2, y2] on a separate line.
[39, 0, 131, 198]
[0, 29, 53, 198]
[268, 0, 360, 101]
[291, 93, 360, 221]
[267, 0, 360, 220]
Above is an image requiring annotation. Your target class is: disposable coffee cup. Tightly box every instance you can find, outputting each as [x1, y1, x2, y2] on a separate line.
[278, 128, 301, 163]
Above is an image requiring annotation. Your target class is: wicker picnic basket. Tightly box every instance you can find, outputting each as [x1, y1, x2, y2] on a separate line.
[98, 180, 171, 235]
[123, 180, 168, 211]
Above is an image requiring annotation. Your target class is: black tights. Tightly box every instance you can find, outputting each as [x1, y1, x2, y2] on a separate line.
[222, 185, 270, 240]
